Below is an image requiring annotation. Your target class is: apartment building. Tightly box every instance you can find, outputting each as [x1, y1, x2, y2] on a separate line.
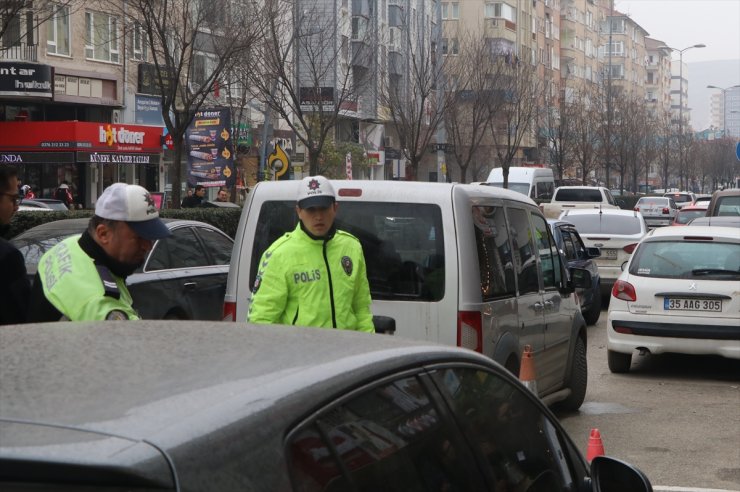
[709, 86, 740, 138]
[600, 7, 648, 99]
[643, 37, 672, 117]
[0, 1, 167, 207]
[559, 0, 602, 101]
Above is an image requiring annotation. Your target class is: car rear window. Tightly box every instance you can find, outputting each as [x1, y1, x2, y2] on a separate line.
[629, 240, 740, 279]
[668, 194, 692, 203]
[715, 195, 740, 216]
[637, 198, 668, 206]
[675, 209, 706, 224]
[564, 214, 642, 235]
[251, 201, 445, 301]
[554, 188, 603, 202]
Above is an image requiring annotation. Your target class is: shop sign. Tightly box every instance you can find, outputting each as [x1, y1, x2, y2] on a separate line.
[299, 87, 335, 112]
[0, 152, 75, 164]
[99, 125, 146, 146]
[186, 107, 235, 188]
[0, 62, 53, 98]
[135, 94, 164, 125]
[77, 152, 160, 165]
[138, 63, 174, 95]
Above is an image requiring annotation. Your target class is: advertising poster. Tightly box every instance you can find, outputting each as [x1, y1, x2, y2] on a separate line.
[186, 107, 235, 188]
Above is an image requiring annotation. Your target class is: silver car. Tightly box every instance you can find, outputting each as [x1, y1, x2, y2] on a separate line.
[634, 196, 678, 227]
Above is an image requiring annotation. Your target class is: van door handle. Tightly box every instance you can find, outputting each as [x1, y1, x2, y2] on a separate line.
[544, 300, 554, 310]
[183, 282, 197, 290]
[533, 302, 544, 312]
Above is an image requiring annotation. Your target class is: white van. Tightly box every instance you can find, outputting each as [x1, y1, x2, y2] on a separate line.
[224, 180, 590, 410]
[485, 166, 555, 201]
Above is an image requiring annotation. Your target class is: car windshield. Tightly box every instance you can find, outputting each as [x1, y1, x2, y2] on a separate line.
[675, 209, 706, 224]
[486, 182, 530, 195]
[629, 240, 740, 279]
[12, 232, 78, 267]
[564, 214, 642, 235]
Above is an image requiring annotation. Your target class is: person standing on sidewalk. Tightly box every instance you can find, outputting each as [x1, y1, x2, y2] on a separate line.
[0, 165, 30, 325]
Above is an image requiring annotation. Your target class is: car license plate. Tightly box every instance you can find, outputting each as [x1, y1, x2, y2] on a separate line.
[663, 298, 722, 312]
[603, 249, 618, 260]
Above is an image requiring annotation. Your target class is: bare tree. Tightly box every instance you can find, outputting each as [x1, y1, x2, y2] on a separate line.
[122, 0, 262, 207]
[246, 0, 373, 177]
[568, 87, 601, 185]
[653, 109, 676, 191]
[378, 7, 450, 181]
[444, 36, 502, 183]
[488, 56, 541, 188]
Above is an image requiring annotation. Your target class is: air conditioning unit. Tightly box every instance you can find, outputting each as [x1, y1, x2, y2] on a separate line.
[112, 110, 121, 123]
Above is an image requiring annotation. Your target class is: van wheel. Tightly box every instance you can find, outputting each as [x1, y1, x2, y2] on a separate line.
[555, 336, 587, 412]
[583, 285, 602, 325]
[608, 350, 631, 373]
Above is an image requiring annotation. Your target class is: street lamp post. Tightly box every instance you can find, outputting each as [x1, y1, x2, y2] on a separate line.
[660, 43, 705, 190]
[707, 84, 740, 138]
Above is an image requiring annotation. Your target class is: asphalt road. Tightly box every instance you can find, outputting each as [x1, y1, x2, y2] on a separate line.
[554, 308, 740, 492]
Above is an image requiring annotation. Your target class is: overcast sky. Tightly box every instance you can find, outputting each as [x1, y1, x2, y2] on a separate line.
[615, 0, 740, 63]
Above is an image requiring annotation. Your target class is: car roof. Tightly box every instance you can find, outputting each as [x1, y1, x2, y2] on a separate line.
[0, 322, 492, 446]
[12, 217, 226, 239]
[644, 225, 740, 241]
[686, 216, 740, 228]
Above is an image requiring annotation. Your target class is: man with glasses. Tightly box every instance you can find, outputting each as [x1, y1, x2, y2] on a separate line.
[0, 165, 30, 324]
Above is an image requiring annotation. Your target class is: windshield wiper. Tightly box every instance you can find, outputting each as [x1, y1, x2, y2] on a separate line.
[691, 268, 739, 276]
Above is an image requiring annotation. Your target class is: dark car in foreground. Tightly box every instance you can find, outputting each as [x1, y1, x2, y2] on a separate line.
[0, 321, 653, 491]
[548, 219, 602, 325]
[11, 218, 233, 320]
[17, 198, 69, 212]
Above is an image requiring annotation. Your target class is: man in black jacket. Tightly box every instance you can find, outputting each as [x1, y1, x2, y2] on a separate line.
[0, 165, 30, 324]
[181, 185, 205, 208]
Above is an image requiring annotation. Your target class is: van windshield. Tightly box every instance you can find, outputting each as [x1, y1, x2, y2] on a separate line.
[251, 201, 445, 301]
[485, 182, 530, 196]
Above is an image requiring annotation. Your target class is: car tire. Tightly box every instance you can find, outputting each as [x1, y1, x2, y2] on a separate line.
[583, 284, 602, 325]
[555, 336, 587, 412]
[608, 350, 632, 373]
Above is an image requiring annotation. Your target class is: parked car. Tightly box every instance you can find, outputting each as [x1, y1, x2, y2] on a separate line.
[227, 180, 592, 410]
[634, 196, 678, 228]
[691, 194, 712, 207]
[0, 320, 654, 491]
[559, 209, 648, 298]
[17, 198, 69, 212]
[672, 205, 708, 226]
[548, 219, 602, 325]
[607, 226, 740, 373]
[705, 188, 740, 216]
[662, 192, 695, 209]
[11, 218, 233, 320]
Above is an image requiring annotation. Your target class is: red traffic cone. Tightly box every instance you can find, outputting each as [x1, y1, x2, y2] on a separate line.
[519, 345, 538, 394]
[587, 428, 605, 462]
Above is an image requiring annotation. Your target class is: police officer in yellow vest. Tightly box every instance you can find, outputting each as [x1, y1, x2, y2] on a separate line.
[247, 176, 374, 332]
[27, 183, 171, 321]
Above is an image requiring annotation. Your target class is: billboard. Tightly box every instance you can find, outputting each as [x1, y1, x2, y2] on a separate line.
[186, 108, 236, 188]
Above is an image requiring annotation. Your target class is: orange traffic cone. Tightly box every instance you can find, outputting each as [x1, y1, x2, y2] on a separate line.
[519, 345, 538, 394]
[586, 428, 605, 462]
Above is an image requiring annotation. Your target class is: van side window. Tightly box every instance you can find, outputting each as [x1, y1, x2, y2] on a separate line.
[536, 182, 554, 200]
[531, 214, 562, 289]
[431, 367, 575, 491]
[287, 374, 484, 491]
[472, 205, 516, 299]
[506, 208, 539, 295]
[251, 201, 445, 302]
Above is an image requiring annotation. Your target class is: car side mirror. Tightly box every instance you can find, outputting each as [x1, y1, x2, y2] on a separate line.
[373, 315, 396, 335]
[569, 267, 592, 289]
[589, 456, 653, 492]
[587, 247, 601, 258]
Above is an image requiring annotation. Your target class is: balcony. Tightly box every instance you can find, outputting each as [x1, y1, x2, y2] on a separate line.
[0, 42, 38, 61]
[351, 40, 371, 68]
[389, 51, 403, 77]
